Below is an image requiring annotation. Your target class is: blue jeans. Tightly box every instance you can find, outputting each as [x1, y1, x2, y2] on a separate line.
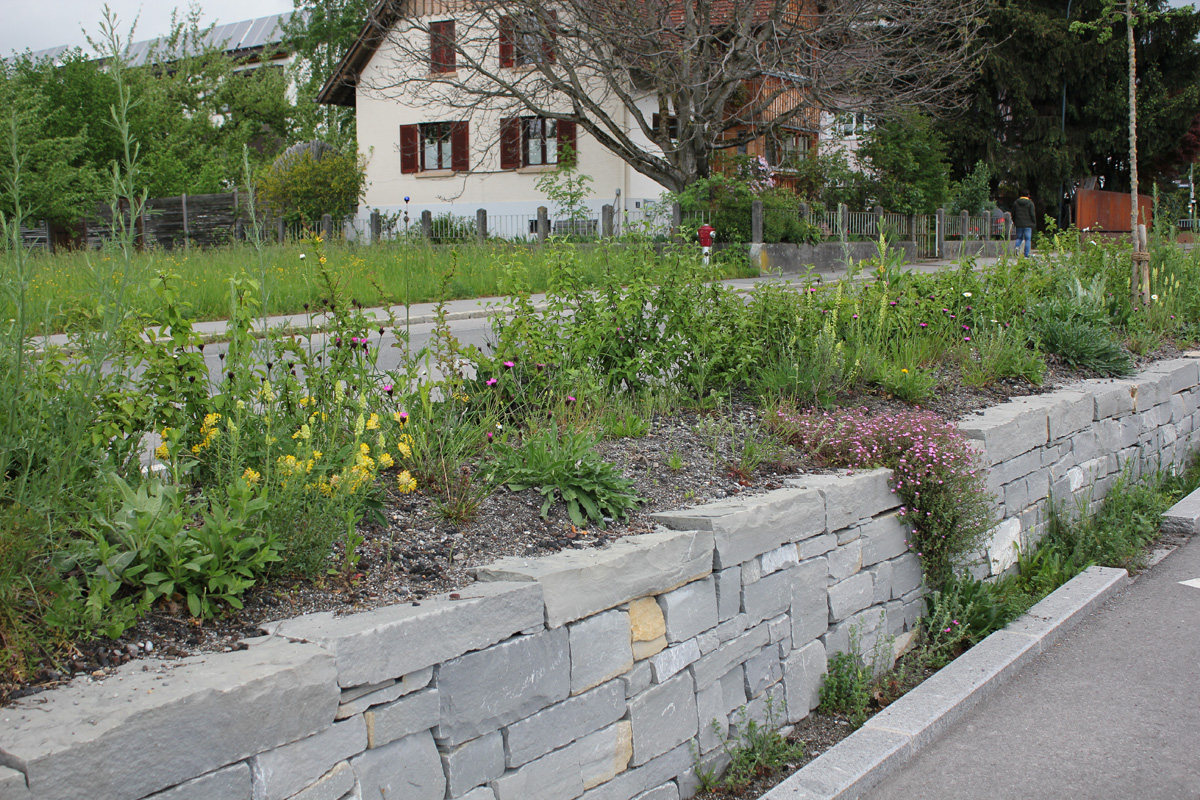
[1014, 227, 1032, 257]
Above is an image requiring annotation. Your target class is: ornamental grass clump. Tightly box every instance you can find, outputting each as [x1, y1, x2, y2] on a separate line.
[772, 406, 994, 586]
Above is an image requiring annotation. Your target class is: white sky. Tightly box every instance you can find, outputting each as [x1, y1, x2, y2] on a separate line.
[1, 1, 297, 59]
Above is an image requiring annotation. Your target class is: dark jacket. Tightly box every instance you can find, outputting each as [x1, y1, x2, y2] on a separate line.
[1012, 197, 1036, 229]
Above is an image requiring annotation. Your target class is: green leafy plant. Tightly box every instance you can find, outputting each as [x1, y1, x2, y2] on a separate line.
[697, 697, 805, 792]
[819, 649, 873, 725]
[1031, 297, 1134, 376]
[494, 428, 641, 527]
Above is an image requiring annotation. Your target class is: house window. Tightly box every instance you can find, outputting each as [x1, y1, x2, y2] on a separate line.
[399, 121, 470, 173]
[524, 118, 557, 165]
[499, 13, 556, 67]
[499, 117, 576, 169]
[430, 20, 456, 73]
[836, 112, 870, 138]
[771, 131, 812, 168]
[651, 114, 679, 141]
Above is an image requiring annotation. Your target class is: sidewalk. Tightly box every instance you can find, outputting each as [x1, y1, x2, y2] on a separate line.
[852, 530, 1200, 799]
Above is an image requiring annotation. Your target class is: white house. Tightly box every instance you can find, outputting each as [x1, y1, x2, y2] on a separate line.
[318, 2, 673, 236]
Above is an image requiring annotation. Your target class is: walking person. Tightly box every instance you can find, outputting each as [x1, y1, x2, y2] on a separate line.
[1011, 190, 1035, 257]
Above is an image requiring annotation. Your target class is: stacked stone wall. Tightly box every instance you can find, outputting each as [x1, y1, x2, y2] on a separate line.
[1, 356, 1196, 800]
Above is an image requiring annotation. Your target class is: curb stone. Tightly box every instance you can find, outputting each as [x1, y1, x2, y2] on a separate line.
[758, 565, 1130, 800]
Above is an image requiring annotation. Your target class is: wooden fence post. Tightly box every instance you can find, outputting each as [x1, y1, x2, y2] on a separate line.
[751, 200, 763, 244]
[321, 213, 333, 241]
[421, 210, 433, 240]
[536, 207, 549, 244]
[277, 217, 286, 243]
[476, 208, 487, 245]
[181, 192, 189, 249]
[371, 210, 382, 244]
[936, 208, 946, 258]
[601, 204, 614, 238]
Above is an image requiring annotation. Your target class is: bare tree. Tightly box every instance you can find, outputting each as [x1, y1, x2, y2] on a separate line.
[350, 0, 988, 193]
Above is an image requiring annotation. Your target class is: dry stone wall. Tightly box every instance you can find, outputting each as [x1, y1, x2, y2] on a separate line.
[1, 356, 1196, 800]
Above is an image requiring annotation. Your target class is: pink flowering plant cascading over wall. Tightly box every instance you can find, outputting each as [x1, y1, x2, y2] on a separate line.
[772, 406, 995, 587]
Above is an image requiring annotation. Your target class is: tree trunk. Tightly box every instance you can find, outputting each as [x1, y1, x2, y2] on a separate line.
[1127, 1, 1148, 306]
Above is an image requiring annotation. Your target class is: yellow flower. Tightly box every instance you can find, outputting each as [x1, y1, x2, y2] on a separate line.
[312, 450, 323, 461]
[155, 443, 170, 460]
[243, 467, 261, 484]
[366, 413, 380, 430]
[397, 470, 417, 494]
[292, 423, 312, 441]
[393, 411, 409, 425]
[379, 452, 395, 469]
[901, 368, 908, 374]
[396, 439, 412, 460]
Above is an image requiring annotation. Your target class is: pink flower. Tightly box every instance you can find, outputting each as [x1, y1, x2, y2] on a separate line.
[504, 361, 515, 369]
[486, 378, 498, 387]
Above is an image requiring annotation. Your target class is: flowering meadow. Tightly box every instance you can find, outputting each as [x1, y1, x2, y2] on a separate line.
[5, 180, 1200, 696]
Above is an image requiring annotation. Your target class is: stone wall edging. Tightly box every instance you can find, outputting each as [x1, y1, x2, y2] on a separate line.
[1, 355, 1197, 800]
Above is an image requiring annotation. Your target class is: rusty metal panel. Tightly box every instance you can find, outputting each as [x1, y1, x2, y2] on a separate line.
[1074, 188, 1153, 232]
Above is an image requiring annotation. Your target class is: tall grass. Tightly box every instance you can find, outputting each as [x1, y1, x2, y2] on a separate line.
[14, 238, 757, 331]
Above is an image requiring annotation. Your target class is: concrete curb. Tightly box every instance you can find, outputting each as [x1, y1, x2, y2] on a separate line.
[759, 565, 1130, 800]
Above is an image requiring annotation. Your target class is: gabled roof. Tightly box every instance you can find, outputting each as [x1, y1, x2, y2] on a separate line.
[318, 0, 403, 108]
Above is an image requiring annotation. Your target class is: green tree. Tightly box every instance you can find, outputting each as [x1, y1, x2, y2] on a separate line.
[859, 114, 951, 214]
[283, 0, 374, 148]
[937, 0, 1200, 221]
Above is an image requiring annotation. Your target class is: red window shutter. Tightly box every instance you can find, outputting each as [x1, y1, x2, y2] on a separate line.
[543, 10, 557, 63]
[499, 117, 521, 169]
[431, 21, 455, 72]
[498, 16, 514, 68]
[557, 119, 577, 162]
[451, 121, 470, 172]
[399, 124, 419, 173]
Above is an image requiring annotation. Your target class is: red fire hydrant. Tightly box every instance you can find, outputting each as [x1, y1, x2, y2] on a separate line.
[698, 224, 715, 264]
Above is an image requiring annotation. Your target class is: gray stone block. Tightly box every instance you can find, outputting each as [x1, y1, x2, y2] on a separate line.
[576, 742, 692, 800]
[288, 761, 354, 800]
[0, 767, 29, 800]
[0, 640, 337, 800]
[827, 539, 863, 581]
[742, 647, 783, 698]
[783, 641, 826, 724]
[628, 672, 697, 766]
[868, 561, 893, 605]
[742, 566, 797, 627]
[823, 606, 885, 657]
[789, 557, 829, 647]
[442, 731, 505, 797]
[714, 568, 741, 622]
[653, 489, 824, 569]
[1162, 486, 1200, 534]
[798, 532, 836, 559]
[741, 557, 763, 586]
[622, 661, 652, 699]
[570, 609, 634, 695]
[827, 572, 873, 623]
[436, 628, 570, 747]
[351, 730, 445, 800]
[958, 401, 1049, 466]
[715, 612, 749, 643]
[252, 716, 367, 800]
[889, 553, 924, 599]
[691, 622, 770, 689]
[271, 582, 543, 687]
[1132, 372, 1171, 409]
[649, 639, 702, 683]
[504, 680, 626, 768]
[459, 788, 499, 800]
[1047, 390, 1096, 441]
[785, 469, 898, 531]
[1143, 358, 1200, 394]
[657, 578, 718, 643]
[493, 721, 632, 800]
[144, 763, 250, 800]
[1084, 379, 1136, 419]
[760, 542, 800, 576]
[695, 681, 728, 754]
[860, 513, 909, 566]
[768, 614, 791, 646]
[367, 686, 439, 749]
[336, 667, 433, 720]
[631, 784, 680, 800]
[475, 529, 713, 628]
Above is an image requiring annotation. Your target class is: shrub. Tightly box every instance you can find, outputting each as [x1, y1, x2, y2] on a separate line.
[773, 406, 994, 587]
[256, 142, 366, 225]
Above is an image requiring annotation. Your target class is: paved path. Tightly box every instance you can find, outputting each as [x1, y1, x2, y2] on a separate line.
[858, 534, 1200, 800]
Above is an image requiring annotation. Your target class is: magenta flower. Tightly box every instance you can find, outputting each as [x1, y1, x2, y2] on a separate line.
[504, 361, 515, 369]
[566, 396, 576, 404]
[486, 378, 498, 387]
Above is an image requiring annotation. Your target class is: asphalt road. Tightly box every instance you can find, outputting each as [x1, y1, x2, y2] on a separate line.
[859, 534, 1200, 800]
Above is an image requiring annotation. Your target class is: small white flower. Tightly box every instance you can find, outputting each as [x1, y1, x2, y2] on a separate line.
[299, 253, 306, 260]
[962, 291, 972, 298]
[1151, 294, 1159, 301]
